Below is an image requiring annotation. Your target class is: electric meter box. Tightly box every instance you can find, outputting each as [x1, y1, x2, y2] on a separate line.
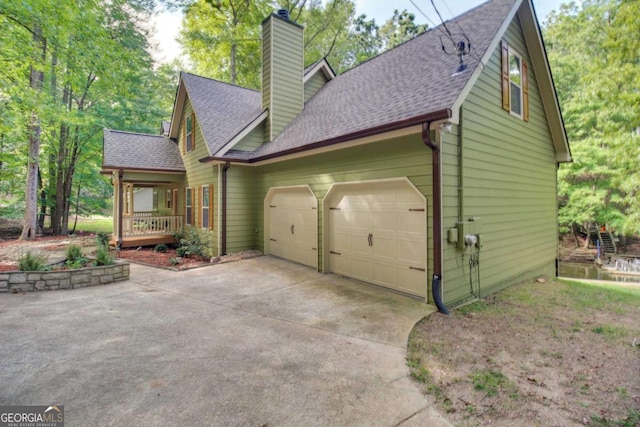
[456, 218, 482, 249]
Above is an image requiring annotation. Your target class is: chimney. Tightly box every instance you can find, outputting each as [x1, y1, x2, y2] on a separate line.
[262, 9, 304, 141]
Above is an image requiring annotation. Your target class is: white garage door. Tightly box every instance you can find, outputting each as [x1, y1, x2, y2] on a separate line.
[326, 179, 427, 297]
[265, 186, 318, 268]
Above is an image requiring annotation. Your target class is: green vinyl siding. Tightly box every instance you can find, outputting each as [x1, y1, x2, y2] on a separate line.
[233, 122, 266, 152]
[225, 166, 258, 253]
[441, 16, 557, 306]
[262, 15, 303, 141]
[304, 71, 328, 102]
[251, 135, 433, 290]
[180, 97, 219, 255]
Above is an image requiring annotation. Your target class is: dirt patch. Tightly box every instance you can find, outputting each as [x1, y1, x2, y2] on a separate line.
[408, 278, 640, 426]
[116, 247, 262, 270]
[0, 218, 22, 240]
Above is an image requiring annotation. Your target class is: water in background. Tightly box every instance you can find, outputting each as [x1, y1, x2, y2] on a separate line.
[559, 262, 640, 283]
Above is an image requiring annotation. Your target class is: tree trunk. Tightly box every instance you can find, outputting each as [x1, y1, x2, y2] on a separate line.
[570, 223, 580, 248]
[52, 84, 71, 235]
[37, 168, 46, 231]
[21, 25, 46, 240]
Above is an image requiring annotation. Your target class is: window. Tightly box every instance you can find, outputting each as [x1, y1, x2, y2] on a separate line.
[501, 41, 529, 121]
[166, 189, 173, 210]
[185, 114, 194, 152]
[185, 187, 193, 226]
[509, 50, 522, 117]
[201, 186, 210, 229]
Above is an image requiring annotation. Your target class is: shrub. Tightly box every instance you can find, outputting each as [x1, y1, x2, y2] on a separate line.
[168, 257, 179, 266]
[96, 232, 110, 247]
[65, 244, 88, 268]
[65, 245, 84, 263]
[154, 243, 168, 253]
[175, 227, 211, 259]
[18, 251, 48, 271]
[94, 246, 115, 266]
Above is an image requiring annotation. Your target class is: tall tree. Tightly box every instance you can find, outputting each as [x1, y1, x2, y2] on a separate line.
[180, 0, 270, 88]
[546, 0, 640, 235]
[1, 0, 174, 235]
[378, 9, 427, 51]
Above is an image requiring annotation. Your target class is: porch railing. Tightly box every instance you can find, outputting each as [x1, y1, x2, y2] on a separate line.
[122, 215, 183, 237]
[132, 211, 154, 218]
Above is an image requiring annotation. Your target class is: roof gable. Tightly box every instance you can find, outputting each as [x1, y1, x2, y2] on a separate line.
[450, 0, 570, 162]
[169, 72, 262, 156]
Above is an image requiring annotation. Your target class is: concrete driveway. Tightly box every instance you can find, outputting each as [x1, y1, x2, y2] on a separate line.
[0, 256, 450, 426]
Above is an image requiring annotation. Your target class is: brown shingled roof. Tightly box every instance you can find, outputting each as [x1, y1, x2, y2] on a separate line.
[243, 0, 515, 159]
[181, 73, 262, 155]
[105, 0, 520, 169]
[102, 129, 185, 171]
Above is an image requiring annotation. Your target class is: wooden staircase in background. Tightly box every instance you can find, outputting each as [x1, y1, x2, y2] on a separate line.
[599, 231, 617, 254]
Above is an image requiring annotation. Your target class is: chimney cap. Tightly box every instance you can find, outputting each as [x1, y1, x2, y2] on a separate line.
[277, 9, 290, 20]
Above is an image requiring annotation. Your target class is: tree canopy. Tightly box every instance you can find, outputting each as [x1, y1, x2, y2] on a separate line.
[0, 0, 176, 236]
[179, 0, 427, 87]
[545, 0, 640, 235]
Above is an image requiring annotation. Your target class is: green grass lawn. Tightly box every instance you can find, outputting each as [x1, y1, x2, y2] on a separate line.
[68, 216, 113, 234]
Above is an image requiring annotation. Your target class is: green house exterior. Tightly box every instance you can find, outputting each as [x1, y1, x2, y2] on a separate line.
[102, 0, 570, 309]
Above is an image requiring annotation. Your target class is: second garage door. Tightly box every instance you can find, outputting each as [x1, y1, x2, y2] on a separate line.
[326, 179, 428, 298]
[265, 186, 318, 269]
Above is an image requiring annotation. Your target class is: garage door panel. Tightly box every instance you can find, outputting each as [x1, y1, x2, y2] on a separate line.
[397, 268, 426, 295]
[397, 238, 426, 265]
[267, 187, 318, 269]
[397, 211, 426, 233]
[349, 231, 370, 256]
[330, 210, 350, 229]
[374, 263, 398, 288]
[372, 234, 398, 260]
[373, 211, 397, 233]
[327, 179, 427, 298]
[350, 211, 372, 230]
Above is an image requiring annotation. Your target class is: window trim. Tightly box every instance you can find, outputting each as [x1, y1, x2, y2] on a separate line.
[508, 47, 523, 119]
[185, 187, 193, 226]
[501, 40, 529, 122]
[184, 113, 195, 153]
[166, 189, 173, 210]
[201, 185, 209, 230]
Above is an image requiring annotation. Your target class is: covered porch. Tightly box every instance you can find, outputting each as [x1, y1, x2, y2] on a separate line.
[102, 128, 187, 248]
[108, 171, 186, 249]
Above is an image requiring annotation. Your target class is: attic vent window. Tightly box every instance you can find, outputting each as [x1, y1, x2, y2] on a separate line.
[509, 51, 522, 116]
[186, 115, 194, 151]
[501, 41, 529, 121]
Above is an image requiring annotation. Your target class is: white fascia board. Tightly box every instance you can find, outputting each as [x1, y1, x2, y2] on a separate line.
[303, 59, 336, 84]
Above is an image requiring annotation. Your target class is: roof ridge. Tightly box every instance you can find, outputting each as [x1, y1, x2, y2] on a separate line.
[181, 71, 260, 93]
[105, 129, 171, 138]
[337, 0, 498, 78]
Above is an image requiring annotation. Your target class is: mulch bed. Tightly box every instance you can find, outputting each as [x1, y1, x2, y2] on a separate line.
[116, 247, 211, 270]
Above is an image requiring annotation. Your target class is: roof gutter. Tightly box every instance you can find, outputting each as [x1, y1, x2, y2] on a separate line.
[422, 122, 449, 315]
[199, 109, 452, 165]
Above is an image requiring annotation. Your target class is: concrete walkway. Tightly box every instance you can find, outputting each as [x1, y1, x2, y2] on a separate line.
[0, 256, 450, 426]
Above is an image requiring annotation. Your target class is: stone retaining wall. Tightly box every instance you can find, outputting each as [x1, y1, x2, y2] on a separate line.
[0, 261, 130, 293]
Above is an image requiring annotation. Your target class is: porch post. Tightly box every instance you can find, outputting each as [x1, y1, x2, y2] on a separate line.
[117, 169, 124, 249]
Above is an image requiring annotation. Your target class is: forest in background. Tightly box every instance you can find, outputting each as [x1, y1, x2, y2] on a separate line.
[0, 0, 638, 238]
